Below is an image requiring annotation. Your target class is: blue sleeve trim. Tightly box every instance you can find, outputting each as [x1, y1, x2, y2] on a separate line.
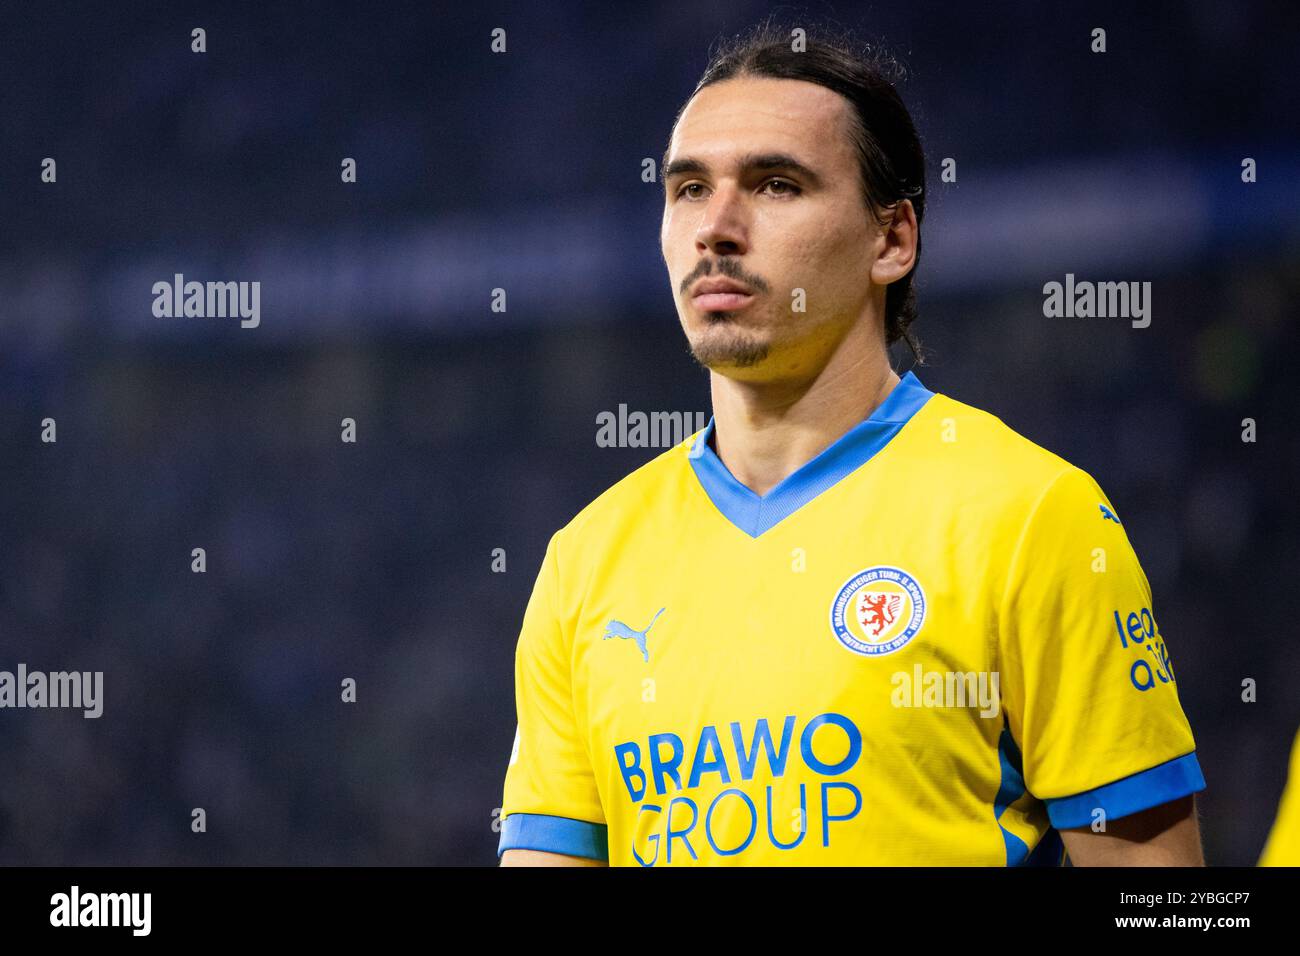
[497, 812, 609, 861]
[1045, 751, 1206, 829]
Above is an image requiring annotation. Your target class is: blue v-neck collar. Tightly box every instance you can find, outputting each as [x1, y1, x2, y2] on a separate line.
[687, 370, 935, 538]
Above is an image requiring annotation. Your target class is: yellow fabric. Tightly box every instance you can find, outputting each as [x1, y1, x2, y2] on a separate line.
[1260, 728, 1300, 866]
[501, 382, 1200, 865]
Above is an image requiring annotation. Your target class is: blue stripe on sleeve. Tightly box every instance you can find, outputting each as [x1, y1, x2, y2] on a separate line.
[497, 812, 609, 861]
[1045, 752, 1206, 829]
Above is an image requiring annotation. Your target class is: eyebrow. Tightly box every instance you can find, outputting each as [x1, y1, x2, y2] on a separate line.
[661, 152, 824, 189]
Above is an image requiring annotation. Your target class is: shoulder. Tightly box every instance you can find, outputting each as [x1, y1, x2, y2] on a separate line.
[911, 390, 1113, 524]
[550, 433, 701, 558]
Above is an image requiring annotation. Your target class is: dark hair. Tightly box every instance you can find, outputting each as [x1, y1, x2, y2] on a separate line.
[677, 18, 927, 362]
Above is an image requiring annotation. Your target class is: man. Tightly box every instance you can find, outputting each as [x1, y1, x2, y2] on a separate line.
[498, 22, 1205, 866]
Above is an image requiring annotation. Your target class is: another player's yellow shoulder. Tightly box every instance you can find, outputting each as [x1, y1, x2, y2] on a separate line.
[1260, 726, 1300, 866]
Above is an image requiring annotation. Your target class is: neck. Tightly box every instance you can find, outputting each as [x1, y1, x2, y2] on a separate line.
[708, 325, 899, 497]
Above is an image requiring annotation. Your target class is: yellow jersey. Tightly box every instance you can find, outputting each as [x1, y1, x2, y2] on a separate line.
[1260, 727, 1300, 866]
[498, 371, 1204, 865]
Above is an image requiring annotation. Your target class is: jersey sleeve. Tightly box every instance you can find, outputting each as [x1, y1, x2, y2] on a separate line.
[997, 466, 1205, 830]
[497, 531, 608, 860]
[1259, 727, 1300, 866]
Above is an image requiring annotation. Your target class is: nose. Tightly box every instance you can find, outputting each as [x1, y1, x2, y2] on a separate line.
[694, 184, 749, 258]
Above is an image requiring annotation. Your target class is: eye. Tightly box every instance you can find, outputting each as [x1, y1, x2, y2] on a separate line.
[761, 178, 801, 197]
[676, 182, 708, 201]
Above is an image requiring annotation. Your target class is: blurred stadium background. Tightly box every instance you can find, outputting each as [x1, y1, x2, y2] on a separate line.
[1, 0, 1297, 864]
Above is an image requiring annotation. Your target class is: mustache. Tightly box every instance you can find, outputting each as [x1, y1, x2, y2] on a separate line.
[680, 258, 770, 297]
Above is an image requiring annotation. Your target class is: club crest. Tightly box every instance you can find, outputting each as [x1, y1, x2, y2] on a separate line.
[829, 566, 926, 657]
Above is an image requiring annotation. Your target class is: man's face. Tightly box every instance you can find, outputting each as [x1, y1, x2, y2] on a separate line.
[661, 75, 879, 378]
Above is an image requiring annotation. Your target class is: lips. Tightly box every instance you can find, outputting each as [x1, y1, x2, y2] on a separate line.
[693, 292, 754, 310]
[690, 278, 755, 311]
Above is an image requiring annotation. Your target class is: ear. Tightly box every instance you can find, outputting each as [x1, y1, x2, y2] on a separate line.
[870, 199, 918, 287]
